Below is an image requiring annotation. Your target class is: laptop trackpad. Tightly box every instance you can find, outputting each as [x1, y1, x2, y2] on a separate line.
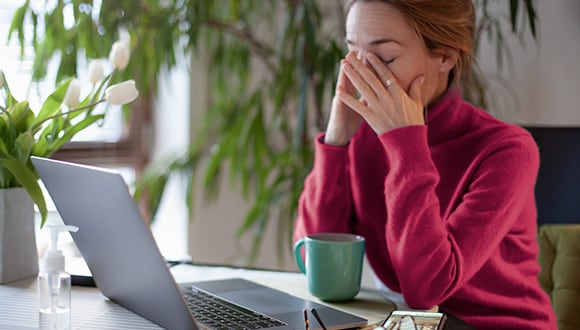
[220, 288, 310, 315]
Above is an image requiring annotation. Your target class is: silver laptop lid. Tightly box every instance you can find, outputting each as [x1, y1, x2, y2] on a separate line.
[31, 156, 197, 330]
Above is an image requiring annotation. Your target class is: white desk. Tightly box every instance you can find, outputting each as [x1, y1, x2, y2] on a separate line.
[0, 264, 401, 329]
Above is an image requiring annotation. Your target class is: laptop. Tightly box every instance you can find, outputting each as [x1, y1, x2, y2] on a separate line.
[31, 156, 367, 330]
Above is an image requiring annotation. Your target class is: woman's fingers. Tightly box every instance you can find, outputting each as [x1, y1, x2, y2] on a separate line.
[345, 52, 394, 102]
[337, 84, 391, 134]
[341, 60, 377, 102]
[409, 75, 425, 104]
[366, 53, 402, 98]
[336, 87, 368, 117]
[406, 75, 426, 124]
[337, 60, 354, 95]
[324, 55, 365, 146]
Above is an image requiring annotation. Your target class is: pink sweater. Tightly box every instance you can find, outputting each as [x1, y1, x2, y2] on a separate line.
[294, 89, 557, 330]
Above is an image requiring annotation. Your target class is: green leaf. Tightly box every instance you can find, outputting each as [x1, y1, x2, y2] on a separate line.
[30, 134, 49, 157]
[45, 114, 105, 155]
[7, 0, 29, 58]
[0, 71, 18, 108]
[524, 0, 538, 40]
[184, 167, 196, 222]
[30, 78, 72, 128]
[7, 101, 33, 135]
[146, 174, 170, 221]
[0, 133, 10, 157]
[15, 131, 34, 164]
[509, 0, 519, 33]
[0, 157, 48, 226]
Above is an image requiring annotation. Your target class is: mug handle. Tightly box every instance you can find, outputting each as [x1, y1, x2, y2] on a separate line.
[293, 238, 306, 274]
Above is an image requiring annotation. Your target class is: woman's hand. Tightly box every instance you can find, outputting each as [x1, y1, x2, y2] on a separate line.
[323, 58, 363, 146]
[337, 52, 425, 135]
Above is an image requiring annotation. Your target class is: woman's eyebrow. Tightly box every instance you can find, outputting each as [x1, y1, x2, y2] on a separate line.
[344, 37, 400, 46]
[369, 38, 400, 46]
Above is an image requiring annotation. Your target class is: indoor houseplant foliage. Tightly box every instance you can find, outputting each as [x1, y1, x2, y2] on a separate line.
[10, 0, 538, 266]
[0, 40, 138, 283]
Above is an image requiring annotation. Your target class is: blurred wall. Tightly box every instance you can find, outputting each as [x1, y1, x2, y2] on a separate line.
[186, 49, 297, 270]
[477, 0, 580, 125]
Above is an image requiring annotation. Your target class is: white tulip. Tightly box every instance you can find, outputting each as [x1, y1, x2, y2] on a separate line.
[87, 60, 105, 84]
[105, 80, 139, 105]
[63, 79, 81, 108]
[108, 40, 130, 70]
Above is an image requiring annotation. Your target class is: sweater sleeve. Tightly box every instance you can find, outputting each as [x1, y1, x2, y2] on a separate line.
[380, 125, 539, 309]
[293, 133, 355, 242]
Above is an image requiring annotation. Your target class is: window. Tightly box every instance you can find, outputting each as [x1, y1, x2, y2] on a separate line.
[0, 1, 151, 173]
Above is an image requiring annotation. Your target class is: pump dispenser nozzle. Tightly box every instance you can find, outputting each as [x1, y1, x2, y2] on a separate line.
[44, 225, 78, 273]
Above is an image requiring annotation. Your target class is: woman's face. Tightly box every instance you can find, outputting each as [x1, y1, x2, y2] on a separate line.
[345, 1, 455, 106]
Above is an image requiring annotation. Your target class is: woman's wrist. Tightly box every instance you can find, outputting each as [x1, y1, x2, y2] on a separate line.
[323, 129, 350, 146]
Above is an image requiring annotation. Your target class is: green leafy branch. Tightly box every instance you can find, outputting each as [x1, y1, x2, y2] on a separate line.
[0, 67, 138, 226]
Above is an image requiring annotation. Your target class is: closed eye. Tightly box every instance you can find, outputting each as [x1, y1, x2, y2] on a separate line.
[380, 57, 395, 65]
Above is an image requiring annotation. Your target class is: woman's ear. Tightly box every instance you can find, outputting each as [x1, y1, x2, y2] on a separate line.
[433, 48, 459, 73]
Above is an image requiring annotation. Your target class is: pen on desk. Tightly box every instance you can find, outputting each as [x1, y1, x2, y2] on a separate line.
[371, 313, 390, 330]
[304, 309, 310, 330]
[310, 308, 328, 330]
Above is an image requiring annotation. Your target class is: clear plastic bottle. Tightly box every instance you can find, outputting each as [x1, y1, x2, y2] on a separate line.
[38, 225, 78, 330]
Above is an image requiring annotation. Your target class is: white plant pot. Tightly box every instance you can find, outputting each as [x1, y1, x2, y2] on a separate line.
[0, 187, 39, 284]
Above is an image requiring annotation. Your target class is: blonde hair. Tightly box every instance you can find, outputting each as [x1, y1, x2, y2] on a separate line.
[347, 0, 476, 86]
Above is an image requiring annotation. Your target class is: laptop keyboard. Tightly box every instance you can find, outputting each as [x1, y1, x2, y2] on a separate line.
[184, 288, 287, 329]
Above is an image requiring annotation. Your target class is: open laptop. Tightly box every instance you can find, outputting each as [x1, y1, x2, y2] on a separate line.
[31, 156, 367, 330]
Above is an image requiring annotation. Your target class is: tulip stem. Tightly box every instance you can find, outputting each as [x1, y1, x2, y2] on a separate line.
[90, 69, 117, 104]
[31, 99, 107, 131]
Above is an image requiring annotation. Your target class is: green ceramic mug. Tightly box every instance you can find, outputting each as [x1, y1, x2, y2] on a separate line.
[293, 233, 365, 302]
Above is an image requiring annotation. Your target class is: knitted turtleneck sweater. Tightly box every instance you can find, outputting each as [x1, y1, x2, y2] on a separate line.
[294, 89, 557, 330]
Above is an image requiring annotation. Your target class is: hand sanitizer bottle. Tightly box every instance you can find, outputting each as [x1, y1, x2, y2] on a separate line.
[38, 225, 78, 330]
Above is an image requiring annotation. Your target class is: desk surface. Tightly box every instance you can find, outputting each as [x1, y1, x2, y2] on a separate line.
[0, 263, 473, 329]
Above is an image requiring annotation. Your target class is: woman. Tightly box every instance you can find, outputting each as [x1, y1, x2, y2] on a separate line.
[293, 1, 557, 329]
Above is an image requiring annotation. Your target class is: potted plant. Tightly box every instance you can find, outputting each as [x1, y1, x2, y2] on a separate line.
[0, 39, 138, 283]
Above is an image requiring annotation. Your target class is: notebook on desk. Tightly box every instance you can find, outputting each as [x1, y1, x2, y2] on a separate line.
[31, 156, 367, 330]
